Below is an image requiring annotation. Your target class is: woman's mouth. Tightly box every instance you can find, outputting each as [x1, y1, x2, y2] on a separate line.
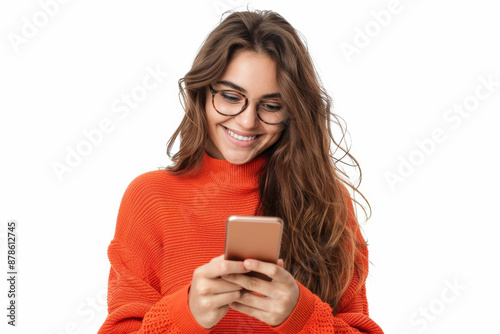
[222, 125, 261, 146]
[223, 126, 261, 141]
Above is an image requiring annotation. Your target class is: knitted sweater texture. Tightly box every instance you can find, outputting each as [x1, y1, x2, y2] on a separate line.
[98, 152, 383, 333]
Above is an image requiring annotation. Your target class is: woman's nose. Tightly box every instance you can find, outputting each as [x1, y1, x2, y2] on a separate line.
[234, 99, 260, 129]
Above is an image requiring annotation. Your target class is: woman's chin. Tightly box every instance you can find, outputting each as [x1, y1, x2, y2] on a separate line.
[222, 150, 257, 165]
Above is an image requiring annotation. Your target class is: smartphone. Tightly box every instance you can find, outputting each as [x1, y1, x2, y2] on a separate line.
[224, 215, 283, 281]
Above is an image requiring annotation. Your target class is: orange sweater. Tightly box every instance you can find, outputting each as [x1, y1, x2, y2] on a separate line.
[98, 152, 383, 333]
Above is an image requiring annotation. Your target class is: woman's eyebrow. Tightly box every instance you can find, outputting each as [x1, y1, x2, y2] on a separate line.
[216, 80, 281, 99]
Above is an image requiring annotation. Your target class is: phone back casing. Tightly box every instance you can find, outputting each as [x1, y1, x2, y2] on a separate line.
[224, 215, 283, 281]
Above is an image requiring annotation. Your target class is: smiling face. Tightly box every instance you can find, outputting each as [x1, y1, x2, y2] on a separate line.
[205, 50, 285, 165]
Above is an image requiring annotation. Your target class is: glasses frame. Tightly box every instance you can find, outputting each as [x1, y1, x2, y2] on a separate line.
[209, 84, 288, 125]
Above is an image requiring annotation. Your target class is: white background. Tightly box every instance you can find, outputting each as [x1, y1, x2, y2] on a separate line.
[1, 0, 499, 333]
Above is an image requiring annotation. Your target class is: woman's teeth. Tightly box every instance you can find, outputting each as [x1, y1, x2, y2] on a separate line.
[225, 127, 258, 141]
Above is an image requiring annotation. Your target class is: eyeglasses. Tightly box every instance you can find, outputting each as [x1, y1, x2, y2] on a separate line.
[209, 84, 287, 125]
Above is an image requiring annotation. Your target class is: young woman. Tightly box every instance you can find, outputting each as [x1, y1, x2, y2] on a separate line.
[98, 10, 383, 333]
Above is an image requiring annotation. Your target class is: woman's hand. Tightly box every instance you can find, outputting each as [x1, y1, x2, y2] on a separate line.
[188, 255, 250, 329]
[220, 259, 300, 327]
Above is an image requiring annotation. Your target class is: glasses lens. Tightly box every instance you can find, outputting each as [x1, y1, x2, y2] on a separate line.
[258, 102, 286, 124]
[214, 91, 246, 115]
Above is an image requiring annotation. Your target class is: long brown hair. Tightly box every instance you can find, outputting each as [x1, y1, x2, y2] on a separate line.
[166, 9, 369, 312]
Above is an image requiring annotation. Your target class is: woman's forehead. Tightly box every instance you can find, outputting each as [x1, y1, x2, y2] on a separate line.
[219, 50, 280, 96]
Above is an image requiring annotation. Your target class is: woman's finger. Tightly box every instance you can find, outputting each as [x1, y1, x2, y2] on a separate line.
[229, 301, 270, 325]
[243, 259, 291, 283]
[209, 254, 225, 263]
[195, 259, 250, 279]
[202, 289, 242, 310]
[221, 273, 274, 296]
[195, 278, 244, 295]
[234, 290, 270, 310]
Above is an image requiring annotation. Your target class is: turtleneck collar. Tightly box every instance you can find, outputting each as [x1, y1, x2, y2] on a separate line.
[195, 151, 267, 188]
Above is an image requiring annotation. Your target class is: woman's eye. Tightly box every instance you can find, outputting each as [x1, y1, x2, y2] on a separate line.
[221, 92, 243, 103]
[261, 103, 282, 112]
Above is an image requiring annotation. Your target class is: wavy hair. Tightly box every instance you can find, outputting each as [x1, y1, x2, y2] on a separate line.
[166, 9, 370, 312]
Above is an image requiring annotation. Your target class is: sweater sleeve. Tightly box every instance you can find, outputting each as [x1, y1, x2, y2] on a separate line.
[272, 248, 383, 334]
[272, 186, 384, 334]
[97, 172, 210, 334]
